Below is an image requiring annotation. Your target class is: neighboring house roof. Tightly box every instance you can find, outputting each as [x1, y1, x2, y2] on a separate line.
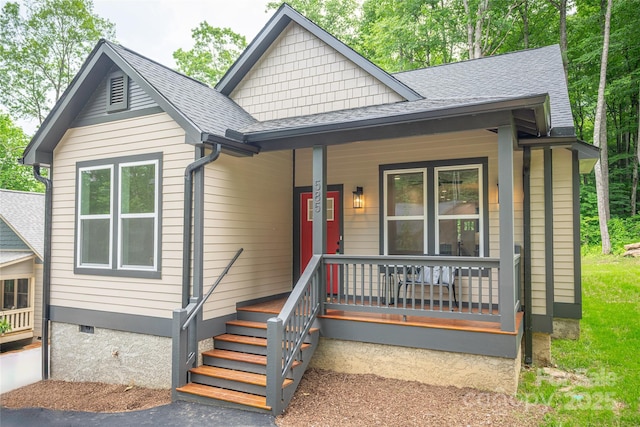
[0, 189, 45, 261]
[216, 3, 421, 102]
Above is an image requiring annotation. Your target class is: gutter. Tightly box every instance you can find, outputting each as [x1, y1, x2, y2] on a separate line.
[33, 166, 52, 379]
[182, 143, 221, 307]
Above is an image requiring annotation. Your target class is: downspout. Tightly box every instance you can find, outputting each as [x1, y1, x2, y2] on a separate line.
[182, 143, 221, 307]
[33, 166, 52, 379]
[523, 147, 533, 365]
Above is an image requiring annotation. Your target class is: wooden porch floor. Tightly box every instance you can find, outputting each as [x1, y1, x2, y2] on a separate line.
[240, 298, 523, 336]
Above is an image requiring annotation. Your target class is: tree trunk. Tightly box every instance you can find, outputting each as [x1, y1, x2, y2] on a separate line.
[632, 89, 640, 216]
[593, 0, 613, 254]
[559, 0, 567, 79]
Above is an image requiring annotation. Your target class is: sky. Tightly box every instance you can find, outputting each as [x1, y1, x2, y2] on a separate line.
[93, 0, 274, 68]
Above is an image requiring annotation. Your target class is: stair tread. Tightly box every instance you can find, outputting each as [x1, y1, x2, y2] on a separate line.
[227, 319, 320, 334]
[215, 333, 313, 350]
[190, 365, 293, 387]
[176, 383, 270, 410]
[202, 349, 302, 368]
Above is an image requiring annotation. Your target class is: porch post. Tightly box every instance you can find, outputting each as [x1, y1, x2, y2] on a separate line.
[312, 145, 327, 255]
[312, 146, 327, 310]
[498, 125, 516, 332]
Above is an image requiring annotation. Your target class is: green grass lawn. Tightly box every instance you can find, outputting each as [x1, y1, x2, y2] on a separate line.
[518, 255, 640, 426]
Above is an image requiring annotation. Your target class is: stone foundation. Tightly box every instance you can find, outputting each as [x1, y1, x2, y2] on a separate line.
[309, 338, 522, 395]
[51, 322, 172, 388]
[532, 332, 552, 366]
[552, 318, 580, 340]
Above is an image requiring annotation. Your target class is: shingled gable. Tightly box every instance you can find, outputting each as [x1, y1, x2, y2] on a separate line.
[0, 189, 45, 262]
[21, 40, 257, 166]
[215, 3, 422, 103]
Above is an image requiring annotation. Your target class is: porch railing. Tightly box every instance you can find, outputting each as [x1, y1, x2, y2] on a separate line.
[266, 254, 322, 415]
[323, 254, 520, 324]
[1, 307, 34, 333]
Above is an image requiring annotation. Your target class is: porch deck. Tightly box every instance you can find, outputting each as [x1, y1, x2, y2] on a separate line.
[241, 297, 523, 336]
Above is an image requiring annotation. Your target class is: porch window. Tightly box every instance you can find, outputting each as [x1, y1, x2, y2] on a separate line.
[76, 153, 162, 277]
[1, 279, 30, 310]
[382, 161, 485, 257]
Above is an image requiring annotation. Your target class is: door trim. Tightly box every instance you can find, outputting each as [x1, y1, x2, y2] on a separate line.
[293, 184, 343, 283]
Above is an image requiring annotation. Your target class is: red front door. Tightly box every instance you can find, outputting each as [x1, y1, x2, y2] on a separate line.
[300, 191, 341, 293]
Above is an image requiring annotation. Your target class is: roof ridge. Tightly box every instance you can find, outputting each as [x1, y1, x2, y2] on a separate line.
[393, 44, 561, 76]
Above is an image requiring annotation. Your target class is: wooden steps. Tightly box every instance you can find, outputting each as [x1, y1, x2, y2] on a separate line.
[176, 383, 270, 411]
[175, 300, 319, 414]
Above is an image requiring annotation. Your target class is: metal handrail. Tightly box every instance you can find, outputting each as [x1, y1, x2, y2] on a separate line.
[182, 248, 243, 331]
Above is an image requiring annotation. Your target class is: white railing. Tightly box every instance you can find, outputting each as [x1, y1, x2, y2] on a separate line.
[1, 307, 34, 333]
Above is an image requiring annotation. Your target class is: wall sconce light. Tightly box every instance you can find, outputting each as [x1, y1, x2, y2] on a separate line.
[353, 186, 364, 209]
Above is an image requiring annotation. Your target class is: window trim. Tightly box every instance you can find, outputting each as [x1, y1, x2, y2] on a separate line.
[379, 157, 489, 257]
[1, 277, 33, 310]
[74, 153, 162, 279]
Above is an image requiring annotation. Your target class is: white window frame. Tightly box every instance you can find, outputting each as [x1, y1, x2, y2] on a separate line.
[77, 164, 114, 269]
[383, 168, 428, 255]
[117, 159, 159, 271]
[434, 164, 484, 257]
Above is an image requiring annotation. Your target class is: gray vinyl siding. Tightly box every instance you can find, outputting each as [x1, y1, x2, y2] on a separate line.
[73, 67, 159, 127]
[0, 219, 31, 251]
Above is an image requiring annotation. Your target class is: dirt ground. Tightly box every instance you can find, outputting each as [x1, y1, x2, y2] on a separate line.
[0, 368, 549, 426]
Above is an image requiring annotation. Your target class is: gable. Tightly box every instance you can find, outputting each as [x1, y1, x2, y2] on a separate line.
[0, 218, 31, 252]
[230, 22, 406, 121]
[72, 66, 161, 128]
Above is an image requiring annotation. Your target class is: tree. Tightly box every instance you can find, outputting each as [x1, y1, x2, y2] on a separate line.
[0, 114, 44, 192]
[592, 0, 613, 254]
[0, 0, 114, 125]
[173, 23, 247, 87]
[267, 0, 361, 46]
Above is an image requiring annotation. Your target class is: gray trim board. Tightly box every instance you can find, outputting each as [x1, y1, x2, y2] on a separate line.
[216, 4, 421, 101]
[319, 317, 523, 358]
[523, 146, 532, 364]
[572, 150, 583, 309]
[531, 314, 553, 333]
[553, 302, 582, 319]
[50, 305, 171, 337]
[73, 106, 164, 128]
[544, 149, 554, 318]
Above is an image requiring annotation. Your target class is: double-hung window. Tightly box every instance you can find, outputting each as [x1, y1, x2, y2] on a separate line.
[382, 159, 486, 257]
[76, 153, 161, 278]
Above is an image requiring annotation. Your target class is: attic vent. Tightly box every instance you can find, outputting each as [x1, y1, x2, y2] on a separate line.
[106, 71, 129, 113]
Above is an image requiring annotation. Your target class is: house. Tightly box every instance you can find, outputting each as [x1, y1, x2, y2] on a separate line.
[0, 189, 44, 347]
[20, 4, 598, 414]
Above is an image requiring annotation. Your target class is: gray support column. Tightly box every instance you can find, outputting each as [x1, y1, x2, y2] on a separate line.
[312, 146, 327, 255]
[498, 126, 516, 332]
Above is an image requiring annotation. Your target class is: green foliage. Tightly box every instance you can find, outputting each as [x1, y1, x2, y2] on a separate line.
[581, 215, 640, 254]
[0, 0, 115, 124]
[173, 23, 247, 87]
[0, 318, 11, 334]
[519, 257, 640, 426]
[267, 0, 361, 46]
[0, 114, 44, 192]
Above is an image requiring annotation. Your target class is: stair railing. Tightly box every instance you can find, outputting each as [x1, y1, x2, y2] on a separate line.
[171, 248, 243, 399]
[266, 254, 323, 414]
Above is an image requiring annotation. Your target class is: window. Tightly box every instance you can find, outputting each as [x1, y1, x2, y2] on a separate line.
[1, 279, 30, 310]
[382, 160, 486, 257]
[76, 154, 162, 277]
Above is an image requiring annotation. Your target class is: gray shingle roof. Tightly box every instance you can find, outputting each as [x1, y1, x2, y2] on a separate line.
[0, 189, 45, 259]
[394, 45, 574, 129]
[106, 42, 257, 138]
